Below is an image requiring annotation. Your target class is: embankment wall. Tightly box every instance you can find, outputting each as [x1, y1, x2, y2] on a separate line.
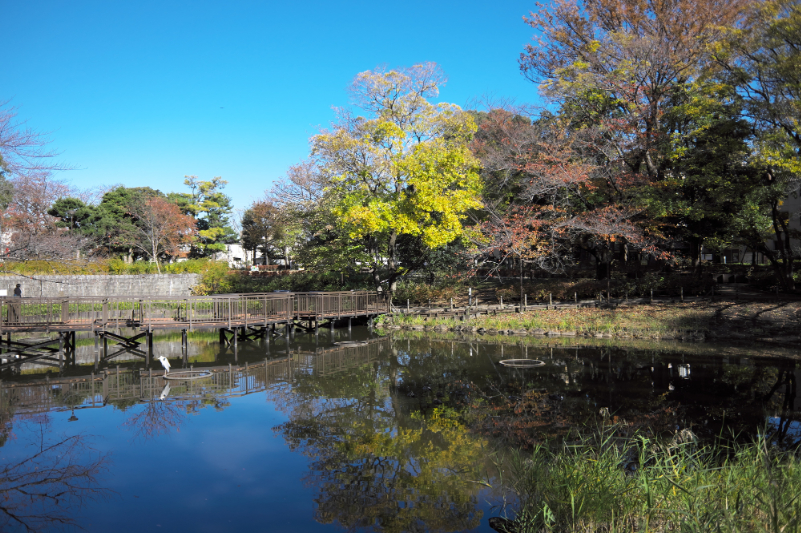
[0, 274, 200, 298]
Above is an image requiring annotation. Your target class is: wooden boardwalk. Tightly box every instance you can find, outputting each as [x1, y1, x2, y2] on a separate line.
[0, 291, 388, 371]
[0, 291, 389, 333]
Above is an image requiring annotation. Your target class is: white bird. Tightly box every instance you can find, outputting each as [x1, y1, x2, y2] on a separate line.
[159, 382, 171, 400]
[157, 356, 170, 377]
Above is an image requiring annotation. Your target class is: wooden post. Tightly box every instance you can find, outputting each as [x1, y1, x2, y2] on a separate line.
[549, 293, 552, 308]
[450, 297, 454, 311]
[680, 287, 684, 303]
[500, 296, 503, 308]
[524, 294, 527, 310]
[650, 289, 653, 304]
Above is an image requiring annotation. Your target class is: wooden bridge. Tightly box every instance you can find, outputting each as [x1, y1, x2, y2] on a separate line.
[0, 291, 388, 371]
[0, 291, 388, 333]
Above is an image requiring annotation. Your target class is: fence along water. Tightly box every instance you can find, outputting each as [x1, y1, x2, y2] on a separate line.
[0, 291, 389, 332]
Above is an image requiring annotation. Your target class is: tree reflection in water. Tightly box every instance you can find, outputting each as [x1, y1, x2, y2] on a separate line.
[270, 361, 491, 533]
[122, 399, 186, 441]
[0, 420, 109, 532]
[121, 381, 231, 441]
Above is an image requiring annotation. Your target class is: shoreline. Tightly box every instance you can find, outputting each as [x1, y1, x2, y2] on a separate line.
[380, 299, 801, 347]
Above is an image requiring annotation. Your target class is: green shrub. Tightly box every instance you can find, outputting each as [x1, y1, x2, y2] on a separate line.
[0, 258, 220, 276]
[493, 274, 716, 302]
[393, 279, 463, 304]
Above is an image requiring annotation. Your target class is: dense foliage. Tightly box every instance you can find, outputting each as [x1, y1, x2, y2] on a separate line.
[2, 0, 800, 292]
[235, 0, 801, 294]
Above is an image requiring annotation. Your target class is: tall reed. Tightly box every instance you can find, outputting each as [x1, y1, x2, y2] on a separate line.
[500, 429, 801, 532]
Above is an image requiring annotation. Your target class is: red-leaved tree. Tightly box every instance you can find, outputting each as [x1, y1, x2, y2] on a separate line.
[470, 107, 659, 295]
[121, 196, 196, 272]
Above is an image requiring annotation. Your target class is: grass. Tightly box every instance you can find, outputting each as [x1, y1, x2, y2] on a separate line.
[498, 429, 801, 533]
[384, 304, 713, 337]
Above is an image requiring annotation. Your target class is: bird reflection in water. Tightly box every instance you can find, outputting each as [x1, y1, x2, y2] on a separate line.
[159, 382, 171, 400]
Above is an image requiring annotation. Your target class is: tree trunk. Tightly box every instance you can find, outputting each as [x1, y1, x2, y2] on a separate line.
[152, 242, 161, 273]
[690, 238, 702, 275]
[387, 232, 398, 293]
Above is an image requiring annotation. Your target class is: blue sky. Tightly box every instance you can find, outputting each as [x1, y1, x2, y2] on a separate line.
[6, 1, 543, 216]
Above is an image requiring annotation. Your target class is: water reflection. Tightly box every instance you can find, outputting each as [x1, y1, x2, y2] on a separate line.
[0, 330, 799, 531]
[122, 398, 186, 441]
[0, 420, 109, 532]
[270, 361, 489, 532]
[389, 333, 801, 449]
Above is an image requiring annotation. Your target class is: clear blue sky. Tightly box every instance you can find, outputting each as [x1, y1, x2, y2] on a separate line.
[6, 0, 542, 216]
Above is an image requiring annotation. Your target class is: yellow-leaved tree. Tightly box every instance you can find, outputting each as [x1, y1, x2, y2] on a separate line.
[312, 63, 482, 290]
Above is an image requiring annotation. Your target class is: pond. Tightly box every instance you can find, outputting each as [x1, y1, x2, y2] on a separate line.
[0, 327, 799, 532]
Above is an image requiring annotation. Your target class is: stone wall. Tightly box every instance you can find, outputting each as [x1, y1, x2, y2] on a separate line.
[0, 274, 201, 298]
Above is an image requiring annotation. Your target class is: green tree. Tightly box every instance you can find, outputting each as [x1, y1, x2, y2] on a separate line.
[713, 0, 801, 288]
[268, 159, 371, 274]
[169, 176, 236, 257]
[47, 197, 97, 232]
[514, 0, 765, 278]
[312, 63, 482, 290]
[646, 83, 765, 270]
[96, 186, 166, 260]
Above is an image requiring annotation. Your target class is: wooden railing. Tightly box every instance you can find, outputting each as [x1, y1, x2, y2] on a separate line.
[0, 293, 295, 330]
[0, 291, 387, 330]
[294, 291, 389, 319]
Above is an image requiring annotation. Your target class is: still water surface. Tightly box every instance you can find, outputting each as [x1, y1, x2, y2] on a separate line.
[0, 327, 799, 532]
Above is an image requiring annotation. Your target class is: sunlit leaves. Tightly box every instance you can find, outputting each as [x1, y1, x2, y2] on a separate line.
[311, 64, 483, 284]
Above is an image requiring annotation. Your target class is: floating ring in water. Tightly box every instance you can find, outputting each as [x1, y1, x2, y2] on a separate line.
[333, 341, 369, 347]
[163, 370, 213, 381]
[499, 359, 545, 368]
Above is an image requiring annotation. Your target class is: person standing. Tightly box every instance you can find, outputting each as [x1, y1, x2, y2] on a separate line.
[9, 284, 21, 323]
